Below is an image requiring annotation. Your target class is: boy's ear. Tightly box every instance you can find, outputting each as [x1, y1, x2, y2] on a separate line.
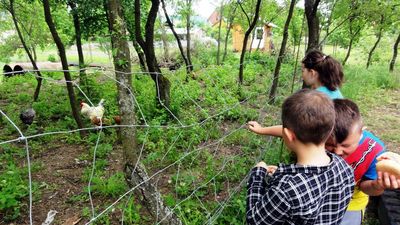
[283, 127, 296, 142]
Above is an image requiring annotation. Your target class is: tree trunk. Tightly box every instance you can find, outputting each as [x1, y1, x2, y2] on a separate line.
[135, 0, 171, 108]
[122, 14, 148, 72]
[159, 12, 169, 62]
[108, 0, 180, 224]
[318, 15, 350, 48]
[238, 0, 262, 85]
[216, 2, 223, 65]
[43, 0, 85, 135]
[342, 27, 361, 66]
[366, 28, 383, 69]
[249, 28, 256, 53]
[389, 33, 400, 72]
[161, 0, 190, 77]
[366, 15, 384, 69]
[343, 36, 354, 66]
[291, 13, 306, 94]
[185, 0, 193, 72]
[32, 46, 37, 62]
[320, 1, 336, 49]
[133, 40, 148, 72]
[68, 1, 89, 95]
[222, 4, 237, 63]
[304, 0, 321, 52]
[107, 0, 135, 164]
[9, 0, 43, 102]
[256, 33, 262, 51]
[269, 0, 296, 103]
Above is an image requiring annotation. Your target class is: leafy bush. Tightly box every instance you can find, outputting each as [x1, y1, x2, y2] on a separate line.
[47, 54, 57, 62]
[89, 172, 128, 198]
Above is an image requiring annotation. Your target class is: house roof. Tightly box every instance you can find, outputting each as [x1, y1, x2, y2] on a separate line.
[265, 22, 278, 28]
[207, 11, 220, 26]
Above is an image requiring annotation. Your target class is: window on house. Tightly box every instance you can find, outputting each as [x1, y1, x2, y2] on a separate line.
[256, 28, 263, 40]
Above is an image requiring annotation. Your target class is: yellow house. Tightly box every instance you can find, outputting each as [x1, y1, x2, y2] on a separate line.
[207, 11, 276, 52]
[207, 11, 226, 28]
[232, 23, 276, 52]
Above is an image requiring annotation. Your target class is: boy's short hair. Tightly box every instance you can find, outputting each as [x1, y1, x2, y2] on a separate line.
[282, 89, 335, 145]
[332, 99, 362, 143]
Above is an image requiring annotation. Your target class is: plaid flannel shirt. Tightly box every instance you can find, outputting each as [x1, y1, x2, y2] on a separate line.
[246, 152, 354, 225]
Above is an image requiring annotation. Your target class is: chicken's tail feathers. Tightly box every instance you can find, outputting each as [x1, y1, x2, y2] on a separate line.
[98, 99, 105, 106]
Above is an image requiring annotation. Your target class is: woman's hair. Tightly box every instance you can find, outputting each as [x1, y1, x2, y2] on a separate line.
[302, 49, 344, 91]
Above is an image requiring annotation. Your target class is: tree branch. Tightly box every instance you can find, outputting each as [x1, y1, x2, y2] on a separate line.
[238, 1, 250, 25]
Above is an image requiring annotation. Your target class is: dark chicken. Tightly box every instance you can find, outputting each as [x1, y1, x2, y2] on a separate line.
[20, 108, 36, 125]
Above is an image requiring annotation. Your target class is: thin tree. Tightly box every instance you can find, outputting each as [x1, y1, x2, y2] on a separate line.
[249, 25, 257, 53]
[342, 26, 362, 66]
[68, 0, 89, 93]
[318, 15, 351, 48]
[238, 0, 262, 85]
[161, 0, 191, 78]
[342, 3, 364, 67]
[159, 12, 170, 63]
[389, 33, 400, 72]
[121, 0, 148, 72]
[304, 0, 320, 52]
[366, 15, 384, 69]
[222, 2, 238, 63]
[42, 0, 85, 135]
[185, 0, 193, 72]
[107, 0, 181, 223]
[291, 13, 306, 94]
[135, 0, 171, 107]
[7, 0, 43, 102]
[216, 0, 224, 65]
[269, 0, 296, 104]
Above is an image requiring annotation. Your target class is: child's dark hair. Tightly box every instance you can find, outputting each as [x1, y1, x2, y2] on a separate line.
[302, 49, 344, 91]
[332, 99, 362, 143]
[282, 89, 335, 145]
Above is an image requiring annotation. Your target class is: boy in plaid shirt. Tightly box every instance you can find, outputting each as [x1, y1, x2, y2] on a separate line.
[246, 89, 354, 225]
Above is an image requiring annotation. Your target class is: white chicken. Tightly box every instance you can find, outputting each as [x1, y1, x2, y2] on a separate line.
[80, 99, 105, 125]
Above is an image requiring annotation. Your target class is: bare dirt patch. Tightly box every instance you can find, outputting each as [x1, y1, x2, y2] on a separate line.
[11, 142, 125, 225]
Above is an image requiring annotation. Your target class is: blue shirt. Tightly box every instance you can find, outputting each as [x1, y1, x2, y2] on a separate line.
[360, 130, 385, 180]
[316, 86, 343, 99]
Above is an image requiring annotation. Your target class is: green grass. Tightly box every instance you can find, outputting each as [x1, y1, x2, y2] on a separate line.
[1, 42, 399, 224]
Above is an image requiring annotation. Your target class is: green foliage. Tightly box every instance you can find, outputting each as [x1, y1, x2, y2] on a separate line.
[82, 206, 111, 225]
[342, 65, 400, 101]
[121, 198, 141, 224]
[1, 1, 399, 221]
[89, 172, 128, 198]
[214, 191, 247, 225]
[0, 144, 40, 221]
[47, 54, 57, 62]
[0, 163, 29, 221]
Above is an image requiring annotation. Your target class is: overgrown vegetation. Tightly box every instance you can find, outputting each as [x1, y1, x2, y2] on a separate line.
[1, 42, 398, 223]
[1, 0, 399, 223]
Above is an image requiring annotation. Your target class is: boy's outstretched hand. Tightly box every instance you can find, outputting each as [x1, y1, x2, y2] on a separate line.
[247, 121, 262, 133]
[363, 172, 400, 196]
[360, 171, 400, 196]
[255, 161, 278, 175]
[376, 171, 400, 189]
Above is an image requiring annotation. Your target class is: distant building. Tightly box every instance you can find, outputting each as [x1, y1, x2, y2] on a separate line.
[165, 27, 217, 48]
[232, 22, 277, 52]
[207, 10, 277, 52]
[207, 11, 225, 28]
